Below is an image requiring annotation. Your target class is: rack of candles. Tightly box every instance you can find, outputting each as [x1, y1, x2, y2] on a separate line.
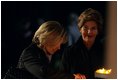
[95, 68, 112, 79]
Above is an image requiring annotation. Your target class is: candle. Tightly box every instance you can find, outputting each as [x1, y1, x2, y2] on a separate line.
[95, 68, 112, 78]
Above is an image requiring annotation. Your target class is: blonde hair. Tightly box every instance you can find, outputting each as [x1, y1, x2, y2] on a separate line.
[32, 21, 67, 48]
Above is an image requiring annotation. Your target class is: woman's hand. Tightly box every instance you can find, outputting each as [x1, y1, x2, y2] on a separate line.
[73, 73, 86, 79]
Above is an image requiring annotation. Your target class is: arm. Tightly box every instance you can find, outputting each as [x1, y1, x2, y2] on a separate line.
[61, 47, 75, 78]
[62, 47, 72, 74]
[62, 47, 86, 79]
[22, 50, 47, 78]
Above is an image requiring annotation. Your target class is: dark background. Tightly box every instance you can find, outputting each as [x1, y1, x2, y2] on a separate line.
[1, 1, 107, 78]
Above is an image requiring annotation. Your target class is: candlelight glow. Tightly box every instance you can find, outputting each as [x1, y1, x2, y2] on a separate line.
[96, 68, 112, 74]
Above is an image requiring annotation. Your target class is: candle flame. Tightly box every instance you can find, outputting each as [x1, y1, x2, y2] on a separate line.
[96, 68, 112, 74]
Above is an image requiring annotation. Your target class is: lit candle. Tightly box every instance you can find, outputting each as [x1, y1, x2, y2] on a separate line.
[95, 68, 112, 78]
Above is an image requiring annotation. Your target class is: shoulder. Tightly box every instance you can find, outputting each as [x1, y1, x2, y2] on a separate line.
[68, 36, 83, 50]
[95, 37, 105, 48]
[24, 43, 37, 52]
[63, 37, 82, 56]
[21, 43, 42, 59]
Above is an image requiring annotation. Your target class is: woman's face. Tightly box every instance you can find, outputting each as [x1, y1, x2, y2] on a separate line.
[80, 20, 98, 44]
[44, 38, 63, 55]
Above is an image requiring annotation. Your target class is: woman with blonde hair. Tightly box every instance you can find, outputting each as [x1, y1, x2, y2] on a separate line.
[16, 21, 68, 78]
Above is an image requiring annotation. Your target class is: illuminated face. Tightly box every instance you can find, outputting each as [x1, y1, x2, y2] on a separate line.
[80, 21, 98, 44]
[44, 38, 63, 55]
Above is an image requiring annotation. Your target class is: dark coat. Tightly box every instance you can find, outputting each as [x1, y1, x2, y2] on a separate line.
[62, 36, 104, 79]
[17, 43, 72, 79]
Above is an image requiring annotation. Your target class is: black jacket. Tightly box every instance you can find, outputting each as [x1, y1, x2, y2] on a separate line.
[62, 36, 104, 79]
[17, 43, 72, 79]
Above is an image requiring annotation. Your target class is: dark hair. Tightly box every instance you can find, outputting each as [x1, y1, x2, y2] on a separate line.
[78, 8, 103, 33]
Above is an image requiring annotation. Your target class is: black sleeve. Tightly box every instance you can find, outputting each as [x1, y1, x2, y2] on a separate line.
[61, 47, 75, 78]
[21, 50, 47, 78]
[21, 45, 74, 79]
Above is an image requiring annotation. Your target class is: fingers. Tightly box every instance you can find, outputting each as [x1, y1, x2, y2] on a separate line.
[82, 75, 86, 79]
[73, 73, 86, 79]
[75, 75, 86, 79]
[76, 75, 86, 79]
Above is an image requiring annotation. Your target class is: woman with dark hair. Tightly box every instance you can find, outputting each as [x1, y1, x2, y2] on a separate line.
[62, 8, 105, 79]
